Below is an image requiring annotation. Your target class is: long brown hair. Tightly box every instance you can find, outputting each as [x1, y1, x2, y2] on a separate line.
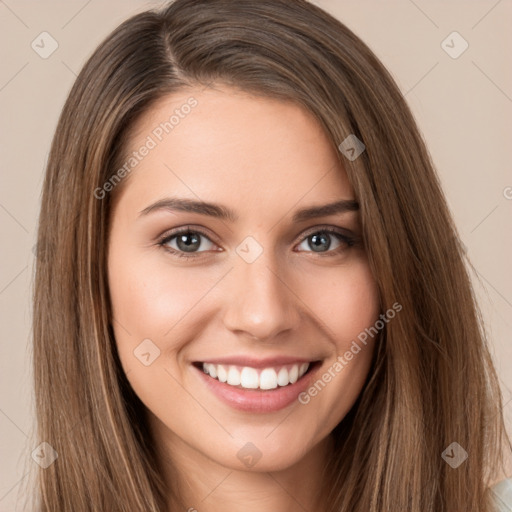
[30, 0, 509, 510]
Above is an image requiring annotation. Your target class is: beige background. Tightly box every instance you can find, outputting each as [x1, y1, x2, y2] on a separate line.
[1, 0, 511, 508]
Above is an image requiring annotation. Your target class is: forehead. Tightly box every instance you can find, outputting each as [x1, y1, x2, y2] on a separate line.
[116, 85, 354, 218]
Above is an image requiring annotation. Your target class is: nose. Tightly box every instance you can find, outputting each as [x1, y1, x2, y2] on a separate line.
[221, 251, 301, 342]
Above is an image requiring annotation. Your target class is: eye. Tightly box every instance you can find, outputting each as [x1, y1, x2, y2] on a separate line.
[295, 227, 356, 256]
[158, 227, 218, 259]
[158, 226, 357, 260]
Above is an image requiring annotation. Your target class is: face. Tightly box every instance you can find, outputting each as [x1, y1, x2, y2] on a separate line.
[107, 84, 380, 474]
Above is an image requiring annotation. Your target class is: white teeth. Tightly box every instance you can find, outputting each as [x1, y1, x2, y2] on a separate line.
[217, 364, 227, 383]
[201, 362, 310, 390]
[277, 367, 289, 387]
[227, 366, 241, 386]
[240, 367, 259, 389]
[259, 368, 278, 390]
[289, 365, 299, 384]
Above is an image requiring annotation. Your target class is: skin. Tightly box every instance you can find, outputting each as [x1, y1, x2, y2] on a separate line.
[107, 84, 380, 511]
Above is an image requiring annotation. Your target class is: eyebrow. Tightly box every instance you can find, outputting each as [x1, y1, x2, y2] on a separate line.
[138, 197, 359, 223]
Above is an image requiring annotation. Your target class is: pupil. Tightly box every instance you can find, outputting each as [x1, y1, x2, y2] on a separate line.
[310, 233, 330, 252]
[177, 232, 200, 252]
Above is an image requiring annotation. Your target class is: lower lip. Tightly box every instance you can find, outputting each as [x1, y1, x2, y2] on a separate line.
[194, 363, 320, 413]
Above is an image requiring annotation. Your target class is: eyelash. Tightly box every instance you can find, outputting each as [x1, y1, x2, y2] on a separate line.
[157, 226, 358, 260]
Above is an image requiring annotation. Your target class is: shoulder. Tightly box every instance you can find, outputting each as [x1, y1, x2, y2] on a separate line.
[489, 478, 512, 511]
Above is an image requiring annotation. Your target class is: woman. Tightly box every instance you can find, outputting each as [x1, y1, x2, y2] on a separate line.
[31, 0, 511, 510]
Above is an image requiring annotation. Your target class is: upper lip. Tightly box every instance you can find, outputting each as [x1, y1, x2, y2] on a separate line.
[195, 356, 319, 369]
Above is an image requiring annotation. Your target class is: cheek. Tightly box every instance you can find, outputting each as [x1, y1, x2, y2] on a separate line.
[300, 258, 380, 347]
[108, 252, 220, 350]
[107, 251, 207, 412]
[294, 260, 380, 428]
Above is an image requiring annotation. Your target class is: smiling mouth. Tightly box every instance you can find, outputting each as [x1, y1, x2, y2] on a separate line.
[194, 361, 316, 391]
